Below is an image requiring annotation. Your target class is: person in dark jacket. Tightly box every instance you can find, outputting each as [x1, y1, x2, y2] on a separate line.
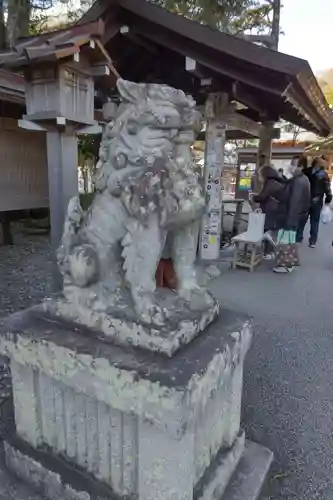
[252, 165, 286, 257]
[253, 165, 286, 231]
[285, 167, 311, 231]
[296, 156, 332, 247]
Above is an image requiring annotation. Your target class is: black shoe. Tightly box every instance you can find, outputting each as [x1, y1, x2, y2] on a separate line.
[309, 243, 316, 248]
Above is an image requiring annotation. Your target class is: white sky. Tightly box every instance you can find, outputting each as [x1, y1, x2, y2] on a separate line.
[279, 0, 333, 74]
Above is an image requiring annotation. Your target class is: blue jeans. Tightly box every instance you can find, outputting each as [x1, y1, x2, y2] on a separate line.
[296, 200, 323, 245]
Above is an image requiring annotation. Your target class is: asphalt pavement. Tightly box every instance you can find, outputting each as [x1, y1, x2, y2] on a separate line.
[1, 222, 333, 499]
[209, 222, 333, 500]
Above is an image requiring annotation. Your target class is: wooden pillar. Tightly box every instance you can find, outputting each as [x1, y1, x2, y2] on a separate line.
[258, 121, 275, 168]
[199, 93, 228, 260]
[46, 129, 78, 289]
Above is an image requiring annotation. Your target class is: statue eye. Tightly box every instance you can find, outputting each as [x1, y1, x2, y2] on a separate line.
[127, 122, 138, 135]
[114, 153, 127, 170]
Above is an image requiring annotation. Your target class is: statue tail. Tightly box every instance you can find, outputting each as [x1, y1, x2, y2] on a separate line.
[57, 196, 84, 275]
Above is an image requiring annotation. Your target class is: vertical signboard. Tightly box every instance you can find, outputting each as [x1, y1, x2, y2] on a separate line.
[200, 93, 227, 260]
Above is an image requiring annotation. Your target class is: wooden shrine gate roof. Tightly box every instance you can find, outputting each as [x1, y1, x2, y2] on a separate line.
[0, 0, 331, 136]
[79, 0, 332, 137]
[0, 70, 25, 118]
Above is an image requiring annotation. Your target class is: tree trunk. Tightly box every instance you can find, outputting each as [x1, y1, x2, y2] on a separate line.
[292, 127, 301, 146]
[270, 0, 281, 50]
[7, 0, 30, 47]
[0, 0, 6, 50]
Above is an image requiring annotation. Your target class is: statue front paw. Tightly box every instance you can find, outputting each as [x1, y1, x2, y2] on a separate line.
[133, 293, 168, 326]
[178, 285, 215, 309]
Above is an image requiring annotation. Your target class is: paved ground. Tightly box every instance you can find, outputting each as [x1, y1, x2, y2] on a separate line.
[210, 222, 333, 500]
[0, 222, 333, 499]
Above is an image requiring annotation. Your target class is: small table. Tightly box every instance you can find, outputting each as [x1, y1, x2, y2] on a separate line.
[231, 231, 264, 272]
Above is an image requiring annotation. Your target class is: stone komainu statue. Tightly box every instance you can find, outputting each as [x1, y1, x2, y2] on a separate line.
[57, 79, 215, 326]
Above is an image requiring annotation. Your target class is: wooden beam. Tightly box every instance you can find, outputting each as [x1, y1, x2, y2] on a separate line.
[90, 64, 110, 77]
[95, 39, 121, 79]
[18, 119, 47, 132]
[197, 127, 280, 141]
[120, 26, 158, 53]
[101, 24, 121, 45]
[225, 110, 261, 137]
[128, 18, 285, 95]
[185, 58, 206, 78]
[186, 57, 196, 72]
[73, 51, 80, 63]
[200, 77, 212, 87]
[232, 82, 267, 117]
[77, 124, 102, 135]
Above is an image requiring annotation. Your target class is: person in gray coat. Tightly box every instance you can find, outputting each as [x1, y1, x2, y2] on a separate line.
[273, 161, 311, 273]
[285, 167, 311, 232]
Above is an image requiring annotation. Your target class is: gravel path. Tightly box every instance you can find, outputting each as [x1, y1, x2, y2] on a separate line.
[0, 225, 53, 319]
[0, 225, 52, 498]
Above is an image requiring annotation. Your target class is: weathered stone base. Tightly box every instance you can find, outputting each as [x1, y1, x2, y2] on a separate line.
[3, 436, 273, 500]
[42, 288, 219, 356]
[223, 441, 273, 500]
[4, 439, 116, 500]
[0, 307, 272, 500]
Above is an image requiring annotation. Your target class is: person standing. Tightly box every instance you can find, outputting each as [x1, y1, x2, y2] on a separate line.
[252, 165, 286, 258]
[273, 161, 310, 273]
[296, 156, 332, 247]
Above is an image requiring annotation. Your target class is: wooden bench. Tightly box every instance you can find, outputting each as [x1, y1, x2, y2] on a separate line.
[231, 231, 264, 272]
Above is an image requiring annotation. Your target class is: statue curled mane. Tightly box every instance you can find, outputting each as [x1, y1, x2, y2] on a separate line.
[56, 78, 216, 327]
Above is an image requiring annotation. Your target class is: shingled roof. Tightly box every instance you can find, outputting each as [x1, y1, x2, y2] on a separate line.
[0, 19, 119, 78]
[78, 0, 332, 137]
[0, 0, 330, 136]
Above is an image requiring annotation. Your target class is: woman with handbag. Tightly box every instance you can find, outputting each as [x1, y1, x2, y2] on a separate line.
[273, 161, 311, 273]
[252, 165, 286, 259]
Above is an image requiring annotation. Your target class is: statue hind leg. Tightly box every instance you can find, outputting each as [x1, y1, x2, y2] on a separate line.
[172, 221, 214, 307]
[122, 215, 167, 325]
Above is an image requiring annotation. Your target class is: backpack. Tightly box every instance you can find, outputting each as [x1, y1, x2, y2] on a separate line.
[265, 178, 294, 225]
[271, 178, 294, 205]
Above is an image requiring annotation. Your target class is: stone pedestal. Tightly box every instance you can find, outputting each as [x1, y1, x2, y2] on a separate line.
[0, 307, 272, 500]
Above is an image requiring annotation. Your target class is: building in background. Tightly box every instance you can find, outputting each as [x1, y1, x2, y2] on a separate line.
[235, 142, 310, 199]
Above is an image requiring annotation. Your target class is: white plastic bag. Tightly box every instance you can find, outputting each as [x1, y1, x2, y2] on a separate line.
[247, 210, 266, 239]
[321, 205, 332, 224]
[263, 230, 276, 248]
